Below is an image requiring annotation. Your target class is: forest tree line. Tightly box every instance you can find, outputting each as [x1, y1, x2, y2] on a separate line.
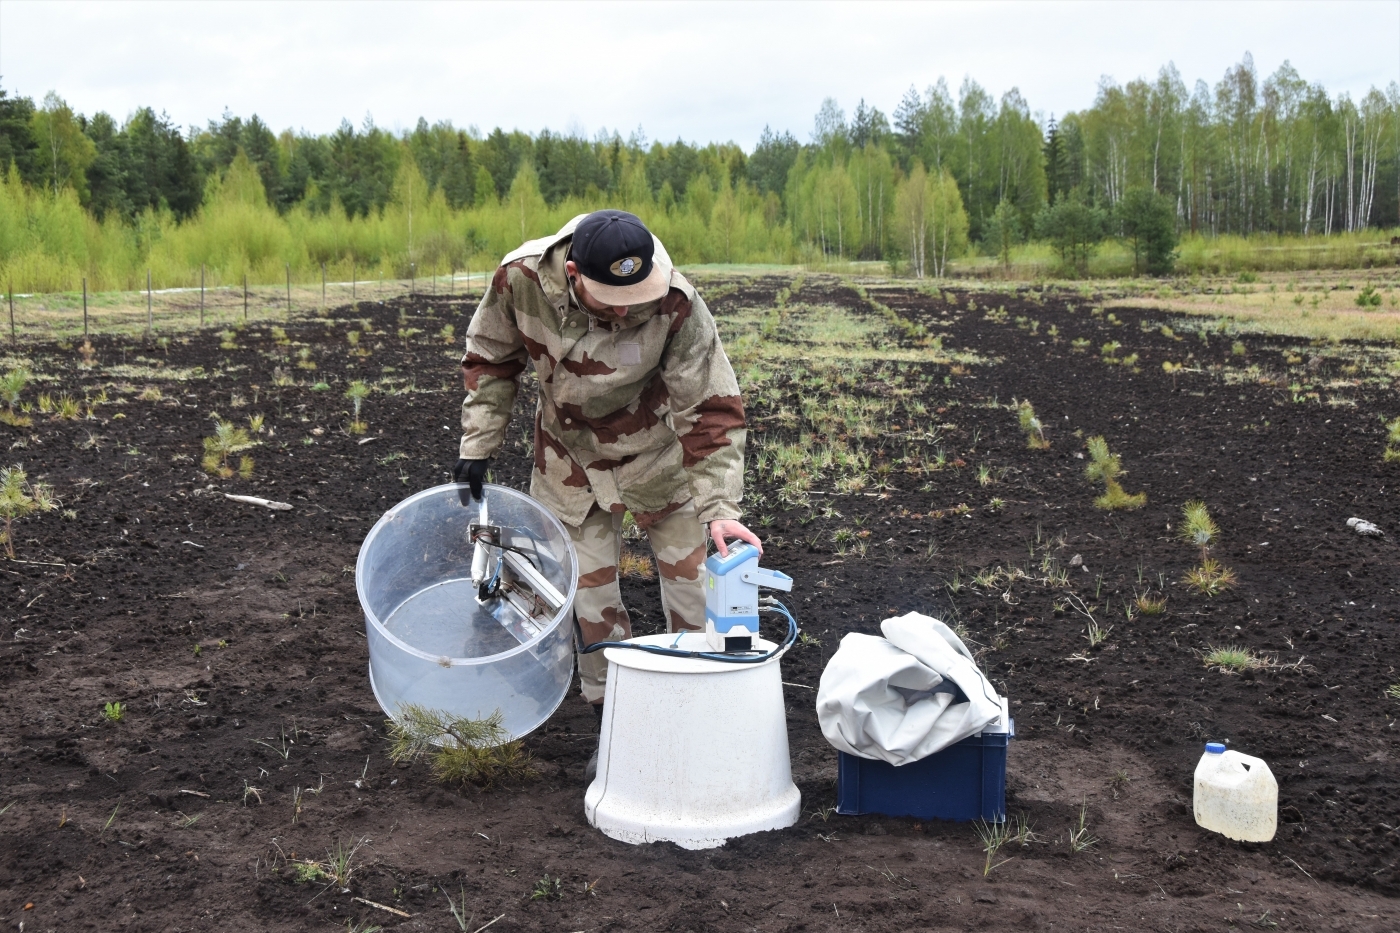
[1, 52, 1398, 292]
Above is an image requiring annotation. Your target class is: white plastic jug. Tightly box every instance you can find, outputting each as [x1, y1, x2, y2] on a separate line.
[1193, 742, 1277, 842]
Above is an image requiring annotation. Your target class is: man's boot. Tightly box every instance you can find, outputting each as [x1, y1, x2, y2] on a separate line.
[585, 703, 603, 783]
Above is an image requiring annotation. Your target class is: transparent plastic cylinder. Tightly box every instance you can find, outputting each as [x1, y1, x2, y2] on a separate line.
[356, 483, 578, 741]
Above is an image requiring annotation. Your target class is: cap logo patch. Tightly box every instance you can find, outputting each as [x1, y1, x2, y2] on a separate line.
[610, 256, 643, 277]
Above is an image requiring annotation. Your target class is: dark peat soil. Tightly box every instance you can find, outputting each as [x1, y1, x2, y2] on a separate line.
[2, 276, 1399, 932]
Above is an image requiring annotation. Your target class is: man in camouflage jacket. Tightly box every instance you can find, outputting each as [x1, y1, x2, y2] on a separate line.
[455, 210, 761, 714]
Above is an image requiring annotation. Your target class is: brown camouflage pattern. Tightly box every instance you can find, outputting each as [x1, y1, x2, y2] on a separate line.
[571, 501, 707, 705]
[459, 214, 747, 527]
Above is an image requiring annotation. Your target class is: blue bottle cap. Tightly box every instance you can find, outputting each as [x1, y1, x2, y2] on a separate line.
[1205, 742, 1226, 754]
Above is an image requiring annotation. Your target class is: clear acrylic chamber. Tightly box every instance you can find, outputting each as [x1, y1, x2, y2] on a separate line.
[356, 483, 579, 740]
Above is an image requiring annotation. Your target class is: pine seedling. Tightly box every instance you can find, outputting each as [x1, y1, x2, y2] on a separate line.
[1180, 500, 1236, 596]
[0, 368, 32, 427]
[102, 701, 125, 723]
[1084, 437, 1146, 510]
[1017, 400, 1049, 450]
[345, 381, 371, 435]
[0, 465, 57, 558]
[202, 418, 256, 479]
[386, 704, 533, 788]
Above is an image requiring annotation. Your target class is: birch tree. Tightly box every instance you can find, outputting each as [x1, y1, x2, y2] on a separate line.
[894, 163, 968, 278]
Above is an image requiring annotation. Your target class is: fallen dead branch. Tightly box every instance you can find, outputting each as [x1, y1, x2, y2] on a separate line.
[351, 897, 412, 918]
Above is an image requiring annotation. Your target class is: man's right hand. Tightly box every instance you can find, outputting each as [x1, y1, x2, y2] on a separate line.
[452, 458, 490, 501]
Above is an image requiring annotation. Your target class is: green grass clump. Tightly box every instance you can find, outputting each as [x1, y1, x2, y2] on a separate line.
[1084, 436, 1146, 510]
[1384, 417, 1400, 462]
[1203, 645, 1266, 673]
[1183, 558, 1238, 596]
[386, 704, 533, 788]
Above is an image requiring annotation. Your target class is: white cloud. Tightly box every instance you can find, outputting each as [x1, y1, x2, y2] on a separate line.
[2, 0, 1396, 148]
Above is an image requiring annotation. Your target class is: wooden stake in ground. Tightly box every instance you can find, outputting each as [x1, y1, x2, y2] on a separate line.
[82, 278, 88, 335]
[321, 262, 326, 310]
[7, 283, 13, 346]
[285, 264, 291, 316]
[243, 274, 248, 320]
[351, 259, 356, 300]
[146, 268, 153, 335]
[199, 264, 205, 326]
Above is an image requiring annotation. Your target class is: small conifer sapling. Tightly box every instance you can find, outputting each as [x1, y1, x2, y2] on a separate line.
[1084, 436, 1146, 510]
[0, 368, 32, 427]
[346, 381, 371, 435]
[386, 704, 533, 787]
[1017, 400, 1049, 450]
[202, 419, 256, 479]
[1179, 500, 1236, 595]
[0, 465, 57, 558]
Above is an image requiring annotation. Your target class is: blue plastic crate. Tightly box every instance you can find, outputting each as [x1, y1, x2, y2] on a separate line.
[836, 718, 1014, 822]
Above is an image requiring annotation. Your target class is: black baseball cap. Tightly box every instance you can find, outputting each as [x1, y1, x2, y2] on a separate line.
[569, 210, 671, 305]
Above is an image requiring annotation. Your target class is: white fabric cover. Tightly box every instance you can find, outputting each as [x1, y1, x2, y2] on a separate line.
[816, 612, 1005, 766]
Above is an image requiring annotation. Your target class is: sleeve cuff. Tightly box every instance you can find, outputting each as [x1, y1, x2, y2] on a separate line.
[696, 501, 742, 524]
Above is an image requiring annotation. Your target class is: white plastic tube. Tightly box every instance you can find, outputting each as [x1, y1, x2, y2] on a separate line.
[470, 499, 490, 586]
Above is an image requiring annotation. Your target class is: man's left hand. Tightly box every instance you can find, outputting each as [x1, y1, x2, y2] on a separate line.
[709, 519, 762, 558]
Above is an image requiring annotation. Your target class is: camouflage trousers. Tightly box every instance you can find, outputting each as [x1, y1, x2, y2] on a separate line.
[569, 500, 708, 706]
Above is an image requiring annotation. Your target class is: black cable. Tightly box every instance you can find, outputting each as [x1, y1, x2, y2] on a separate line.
[579, 600, 798, 663]
[471, 535, 547, 572]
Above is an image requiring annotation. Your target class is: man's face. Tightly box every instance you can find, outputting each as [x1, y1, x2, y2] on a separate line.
[565, 260, 630, 318]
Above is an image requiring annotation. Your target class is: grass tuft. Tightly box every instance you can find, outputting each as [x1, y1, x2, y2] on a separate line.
[1068, 802, 1098, 853]
[1183, 557, 1238, 596]
[1134, 592, 1168, 615]
[974, 818, 1013, 876]
[1203, 644, 1267, 673]
[618, 550, 655, 580]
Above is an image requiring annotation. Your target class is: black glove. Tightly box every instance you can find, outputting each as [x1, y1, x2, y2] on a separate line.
[452, 458, 490, 501]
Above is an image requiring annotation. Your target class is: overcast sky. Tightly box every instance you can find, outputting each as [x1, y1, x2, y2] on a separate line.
[2, 0, 1397, 149]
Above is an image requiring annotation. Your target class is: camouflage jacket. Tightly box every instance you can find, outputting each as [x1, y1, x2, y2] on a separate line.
[459, 215, 746, 529]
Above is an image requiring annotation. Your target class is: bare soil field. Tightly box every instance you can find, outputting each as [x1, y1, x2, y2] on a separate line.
[2, 275, 1398, 932]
